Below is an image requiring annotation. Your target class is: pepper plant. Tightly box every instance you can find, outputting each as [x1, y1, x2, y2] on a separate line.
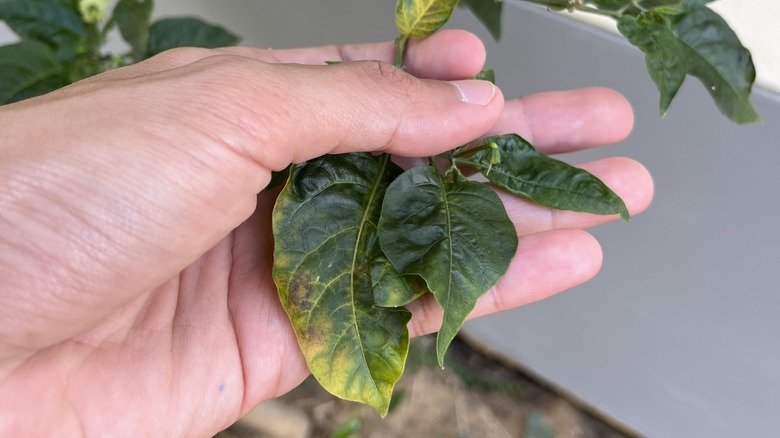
[0, 0, 238, 104]
[0, 0, 759, 417]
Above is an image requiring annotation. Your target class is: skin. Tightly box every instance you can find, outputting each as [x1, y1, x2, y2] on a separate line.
[0, 30, 652, 436]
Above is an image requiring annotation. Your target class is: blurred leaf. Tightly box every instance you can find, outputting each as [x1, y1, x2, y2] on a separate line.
[395, 0, 459, 38]
[0, 0, 85, 53]
[473, 68, 496, 84]
[378, 166, 517, 366]
[387, 388, 407, 414]
[6, 70, 70, 104]
[331, 416, 363, 438]
[460, 0, 503, 40]
[0, 41, 63, 105]
[145, 17, 240, 58]
[112, 0, 153, 61]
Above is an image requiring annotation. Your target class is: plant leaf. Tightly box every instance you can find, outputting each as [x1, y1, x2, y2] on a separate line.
[272, 153, 411, 416]
[378, 166, 517, 366]
[583, 0, 630, 11]
[617, 14, 687, 116]
[0, 0, 85, 54]
[671, 6, 759, 124]
[145, 18, 240, 58]
[6, 70, 70, 104]
[471, 134, 630, 221]
[371, 254, 428, 308]
[395, 0, 459, 38]
[459, 0, 503, 40]
[473, 68, 496, 84]
[0, 41, 63, 105]
[111, 0, 153, 61]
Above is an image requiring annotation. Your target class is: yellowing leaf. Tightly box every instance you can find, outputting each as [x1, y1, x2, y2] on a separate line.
[395, 0, 459, 38]
[272, 153, 412, 416]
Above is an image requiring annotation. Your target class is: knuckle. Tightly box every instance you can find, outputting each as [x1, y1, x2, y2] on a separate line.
[151, 46, 214, 65]
[151, 55, 285, 168]
[356, 60, 421, 98]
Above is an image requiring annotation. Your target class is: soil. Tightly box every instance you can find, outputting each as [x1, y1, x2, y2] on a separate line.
[216, 335, 636, 438]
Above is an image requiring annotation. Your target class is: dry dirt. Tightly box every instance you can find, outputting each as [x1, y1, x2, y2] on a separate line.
[215, 335, 636, 438]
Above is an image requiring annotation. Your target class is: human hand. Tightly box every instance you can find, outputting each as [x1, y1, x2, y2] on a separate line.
[0, 30, 651, 436]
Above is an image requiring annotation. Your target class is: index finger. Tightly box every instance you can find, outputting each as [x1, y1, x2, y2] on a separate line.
[219, 29, 486, 80]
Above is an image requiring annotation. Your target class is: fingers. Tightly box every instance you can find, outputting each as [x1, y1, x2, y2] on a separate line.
[407, 229, 602, 337]
[216, 29, 486, 80]
[404, 156, 653, 338]
[491, 88, 634, 154]
[90, 29, 486, 83]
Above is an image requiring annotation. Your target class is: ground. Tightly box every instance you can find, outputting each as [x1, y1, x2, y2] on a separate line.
[215, 335, 635, 438]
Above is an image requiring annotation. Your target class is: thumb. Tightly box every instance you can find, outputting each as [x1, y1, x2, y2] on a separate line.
[170, 56, 504, 173]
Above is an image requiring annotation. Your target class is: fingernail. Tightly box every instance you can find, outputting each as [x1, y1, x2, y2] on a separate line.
[450, 80, 496, 105]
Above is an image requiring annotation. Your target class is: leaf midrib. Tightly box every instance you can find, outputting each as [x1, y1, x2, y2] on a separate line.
[348, 153, 391, 400]
[399, 0, 440, 34]
[434, 171, 454, 338]
[474, 161, 613, 204]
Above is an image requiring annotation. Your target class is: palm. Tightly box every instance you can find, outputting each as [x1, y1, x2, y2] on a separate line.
[10, 192, 302, 435]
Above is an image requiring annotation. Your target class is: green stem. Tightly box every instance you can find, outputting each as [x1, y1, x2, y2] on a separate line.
[394, 35, 409, 69]
[452, 142, 496, 159]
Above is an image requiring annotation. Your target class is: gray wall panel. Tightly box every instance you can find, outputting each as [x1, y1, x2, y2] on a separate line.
[455, 4, 780, 438]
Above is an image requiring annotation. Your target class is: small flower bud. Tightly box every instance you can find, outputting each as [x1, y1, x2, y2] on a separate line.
[487, 143, 501, 166]
[79, 0, 109, 24]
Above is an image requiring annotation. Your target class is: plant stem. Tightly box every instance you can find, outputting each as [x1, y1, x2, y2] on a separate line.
[452, 142, 496, 159]
[394, 35, 409, 69]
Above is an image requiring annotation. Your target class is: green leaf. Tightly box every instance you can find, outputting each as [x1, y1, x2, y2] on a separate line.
[395, 0, 459, 38]
[617, 15, 687, 115]
[145, 18, 240, 58]
[272, 153, 411, 416]
[111, 0, 153, 61]
[460, 0, 503, 40]
[473, 68, 496, 84]
[331, 417, 363, 438]
[0, 0, 85, 50]
[0, 41, 63, 105]
[583, 0, 630, 11]
[6, 70, 70, 104]
[671, 6, 759, 123]
[371, 255, 428, 308]
[378, 166, 517, 366]
[470, 134, 630, 221]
